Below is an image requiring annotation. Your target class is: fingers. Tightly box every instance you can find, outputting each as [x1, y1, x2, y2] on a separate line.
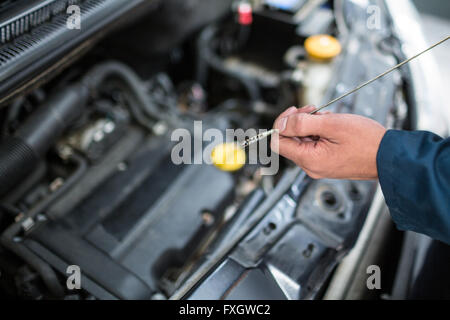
[279, 106, 299, 118]
[275, 113, 333, 138]
[271, 106, 333, 169]
[273, 106, 315, 132]
[273, 106, 298, 131]
[297, 106, 331, 115]
[298, 105, 316, 113]
[273, 106, 335, 142]
[278, 136, 302, 163]
[271, 134, 302, 163]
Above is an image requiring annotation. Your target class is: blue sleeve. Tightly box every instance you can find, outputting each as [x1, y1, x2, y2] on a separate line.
[376, 130, 450, 244]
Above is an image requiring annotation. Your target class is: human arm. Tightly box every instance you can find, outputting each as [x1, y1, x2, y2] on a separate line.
[271, 107, 450, 243]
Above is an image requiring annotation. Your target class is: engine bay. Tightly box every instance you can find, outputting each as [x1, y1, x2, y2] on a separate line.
[0, 0, 409, 300]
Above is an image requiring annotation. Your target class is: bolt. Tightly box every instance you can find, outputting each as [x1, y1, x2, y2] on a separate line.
[201, 211, 215, 226]
[117, 162, 128, 171]
[49, 177, 64, 192]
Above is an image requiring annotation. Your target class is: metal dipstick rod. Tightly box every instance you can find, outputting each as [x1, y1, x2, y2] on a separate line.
[241, 35, 450, 148]
[241, 129, 279, 148]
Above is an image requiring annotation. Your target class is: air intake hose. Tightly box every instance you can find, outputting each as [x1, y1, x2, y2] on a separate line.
[0, 84, 88, 197]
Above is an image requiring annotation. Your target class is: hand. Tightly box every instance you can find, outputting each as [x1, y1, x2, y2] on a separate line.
[271, 106, 387, 180]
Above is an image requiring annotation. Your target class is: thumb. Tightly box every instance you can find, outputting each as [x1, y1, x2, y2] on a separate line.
[275, 113, 332, 138]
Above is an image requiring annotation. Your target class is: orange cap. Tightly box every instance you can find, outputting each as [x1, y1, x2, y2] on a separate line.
[305, 35, 342, 60]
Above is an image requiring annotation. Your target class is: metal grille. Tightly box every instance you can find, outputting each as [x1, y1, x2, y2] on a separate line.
[0, 0, 82, 44]
[0, 0, 108, 68]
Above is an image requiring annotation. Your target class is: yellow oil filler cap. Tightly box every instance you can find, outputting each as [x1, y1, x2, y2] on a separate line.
[305, 35, 342, 60]
[211, 143, 246, 172]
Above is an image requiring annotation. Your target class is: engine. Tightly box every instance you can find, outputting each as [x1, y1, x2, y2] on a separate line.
[0, 0, 408, 300]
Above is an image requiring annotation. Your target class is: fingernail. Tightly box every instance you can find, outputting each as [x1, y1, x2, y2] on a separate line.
[286, 106, 297, 114]
[278, 117, 288, 132]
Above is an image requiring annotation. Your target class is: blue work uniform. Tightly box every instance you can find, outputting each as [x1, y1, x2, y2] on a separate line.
[377, 130, 450, 245]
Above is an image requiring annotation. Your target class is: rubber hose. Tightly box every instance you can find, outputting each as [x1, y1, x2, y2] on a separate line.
[0, 84, 88, 198]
